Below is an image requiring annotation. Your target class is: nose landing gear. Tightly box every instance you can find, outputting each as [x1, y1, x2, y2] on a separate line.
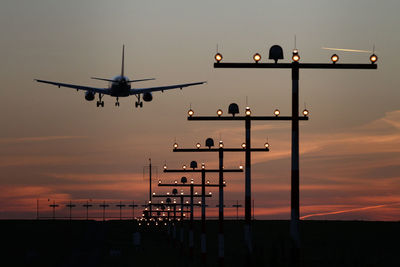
[115, 97, 120, 107]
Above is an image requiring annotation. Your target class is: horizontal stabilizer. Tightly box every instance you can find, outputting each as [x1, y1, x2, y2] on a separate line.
[127, 78, 156, 83]
[91, 77, 115, 82]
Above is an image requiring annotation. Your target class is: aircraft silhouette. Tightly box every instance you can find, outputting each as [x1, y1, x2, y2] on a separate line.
[35, 45, 206, 107]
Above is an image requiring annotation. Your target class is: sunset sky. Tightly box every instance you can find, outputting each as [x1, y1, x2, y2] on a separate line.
[1, 0, 400, 220]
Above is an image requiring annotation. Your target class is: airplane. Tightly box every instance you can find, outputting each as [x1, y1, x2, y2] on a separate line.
[35, 45, 206, 108]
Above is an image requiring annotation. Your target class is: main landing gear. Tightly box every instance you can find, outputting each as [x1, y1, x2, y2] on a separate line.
[96, 94, 104, 107]
[135, 94, 143, 108]
[115, 97, 120, 107]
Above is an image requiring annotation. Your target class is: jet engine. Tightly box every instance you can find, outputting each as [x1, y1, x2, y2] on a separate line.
[85, 91, 95, 101]
[143, 92, 153, 102]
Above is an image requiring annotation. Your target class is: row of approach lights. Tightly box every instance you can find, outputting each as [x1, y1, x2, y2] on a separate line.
[188, 107, 309, 118]
[164, 160, 245, 170]
[172, 141, 268, 151]
[214, 49, 378, 64]
[158, 177, 226, 186]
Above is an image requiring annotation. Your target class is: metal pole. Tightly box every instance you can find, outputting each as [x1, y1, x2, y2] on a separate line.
[244, 115, 252, 255]
[201, 168, 207, 264]
[36, 199, 39, 220]
[69, 201, 72, 220]
[236, 200, 239, 220]
[189, 183, 194, 258]
[132, 201, 135, 219]
[291, 62, 301, 266]
[291, 62, 300, 248]
[149, 158, 152, 217]
[180, 195, 184, 249]
[218, 147, 224, 266]
[52, 200, 56, 220]
[173, 204, 177, 241]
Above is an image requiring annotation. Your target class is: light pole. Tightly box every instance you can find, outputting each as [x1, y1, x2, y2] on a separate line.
[158, 173, 224, 259]
[129, 201, 138, 220]
[172, 138, 265, 266]
[100, 201, 109, 221]
[232, 201, 242, 220]
[163, 163, 242, 264]
[116, 201, 126, 220]
[49, 200, 58, 220]
[187, 103, 307, 257]
[66, 201, 76, 220]
[153, 189, 212, 255]
[83, 200, 92, 220]
[213, 45, 378, 263]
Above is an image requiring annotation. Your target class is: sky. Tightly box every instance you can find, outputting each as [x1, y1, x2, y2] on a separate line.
[1, 0, 400, 220]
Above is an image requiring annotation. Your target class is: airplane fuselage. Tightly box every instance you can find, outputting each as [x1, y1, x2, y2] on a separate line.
[110, 75, 131, 97]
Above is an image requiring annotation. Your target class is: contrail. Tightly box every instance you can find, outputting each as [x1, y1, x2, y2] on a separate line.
[300, 202, 400, 220]
[321, 47, 372, 53]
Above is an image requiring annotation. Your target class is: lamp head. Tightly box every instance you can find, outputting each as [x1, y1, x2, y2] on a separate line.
[190, 160, 198, 169]
[370, 54, 378, 64]
[205, 137, 214, 148]
[269, 45, 284, 63]
[253, 53, 261, 63]
[215, 53, 223, 63]
[331, 54, 339, 64]
[228, 103, 239, 117]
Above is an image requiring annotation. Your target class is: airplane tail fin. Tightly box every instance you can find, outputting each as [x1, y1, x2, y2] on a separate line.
[121, 45, 125, 77]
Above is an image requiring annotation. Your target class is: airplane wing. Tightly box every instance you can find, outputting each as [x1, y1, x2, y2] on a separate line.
[35, 79, 110, 95]
[130, 81, 206, 95]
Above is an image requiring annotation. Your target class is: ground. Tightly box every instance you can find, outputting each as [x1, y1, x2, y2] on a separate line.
[2, 220, 399, 266]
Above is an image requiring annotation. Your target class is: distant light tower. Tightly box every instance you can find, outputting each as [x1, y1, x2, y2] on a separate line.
[83, 200, 93, 220]
[116, 201, 126, 220]
[66, 201, 76, 220]
[49, 200, 59, 220]
[129, 201, 138, 219]
[100, 201, 109, 221]
[232, 201, 242, 220]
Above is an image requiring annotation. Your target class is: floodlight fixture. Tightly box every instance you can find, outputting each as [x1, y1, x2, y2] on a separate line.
[228, 103, 239, 117]
[173, 142, 178, 149]
[253, 53, 261, 63]
[188, 109, 194, 117]
[219, 140, 224, 148]
[217, 109, 223, 116]
[205, 138, 214, 148]
[274, 109, 280, 116]
[215, 53, 223, 62]
[331, 54, 339, 64]
[196, 143, 201, 149]
[269, 45, 284, 63]
[370, 54, 378, 64]
[302, 109, 309, 117]
[241, 142, 246, 149]
[245, 107, 251, 116]
[292, 49, 300, 62]
[190, 160, 198, 169]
